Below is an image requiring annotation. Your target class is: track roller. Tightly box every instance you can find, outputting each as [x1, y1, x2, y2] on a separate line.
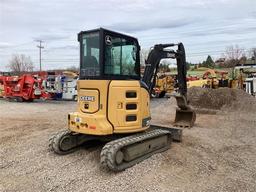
[100, 129, 172, 171]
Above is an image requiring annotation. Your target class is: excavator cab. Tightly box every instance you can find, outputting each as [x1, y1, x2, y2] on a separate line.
[79, 28, 140, 79]
[73, 28, 149, 135]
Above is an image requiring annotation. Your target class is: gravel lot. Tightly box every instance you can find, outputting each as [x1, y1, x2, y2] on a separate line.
[0, 90, 256, 192]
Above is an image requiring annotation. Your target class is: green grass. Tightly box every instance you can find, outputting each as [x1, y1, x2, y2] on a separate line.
[167, 67, 232, 78]
[187, 70, 206, 77]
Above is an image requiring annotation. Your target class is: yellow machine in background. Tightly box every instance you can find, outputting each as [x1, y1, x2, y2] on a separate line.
[0, 84, 4, 97]
[62, 71, 78, 78]
[0, 76, 5, 97]
[187, 69, 230, 89]
[187, 79, 209, 88]
[50, 28, 195, 171]
[152, 74, 175, 97]
[202, 69, 229, 88]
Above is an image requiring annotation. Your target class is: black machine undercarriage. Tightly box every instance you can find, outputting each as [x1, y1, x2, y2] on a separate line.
[49, 125, 182, 171]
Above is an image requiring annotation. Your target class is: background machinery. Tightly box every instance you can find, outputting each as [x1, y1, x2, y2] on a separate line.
[0, 75, 5, 97]
[3, 74, 46, 102]
[233, 65, 256, 96]
[202, 69, 229, 88]
[49, 28, 196, 171]
[41, 71, 63, 100]
[62, 71, 78, 100]
[151, 74, 175, 98]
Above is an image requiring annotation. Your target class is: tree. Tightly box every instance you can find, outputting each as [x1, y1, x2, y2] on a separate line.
[249, 48, 256, 59]
[66, 65, 79, 72]
[206, 55, 214, 68]
[140, 49, 149, 66]
[239, 55, 247, 65]
[7, 54, 34, 74]
[186, 62, 194, 70]
[194, 64, 199, 70]
[159, 63, 171, 72]
[202, 55, 214, 68]
[223, 45, 244, 68]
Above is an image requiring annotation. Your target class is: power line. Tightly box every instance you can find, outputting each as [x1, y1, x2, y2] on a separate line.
[36, 40, 44, 71]
[0, 41, 34, 49]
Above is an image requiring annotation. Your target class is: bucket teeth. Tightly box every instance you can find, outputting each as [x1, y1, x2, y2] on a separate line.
[174, 108, 196, 128]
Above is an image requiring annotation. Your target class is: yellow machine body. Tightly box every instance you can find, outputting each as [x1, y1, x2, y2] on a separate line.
[68, 80, 150, 135]
[187, 79, 209, 88]
[50, 28, 191, 171]
[154, 75, 175, 94]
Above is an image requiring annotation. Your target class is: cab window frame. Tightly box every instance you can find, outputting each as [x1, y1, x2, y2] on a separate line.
[102, 30, 140, 80]
[78, 28, 141, 80]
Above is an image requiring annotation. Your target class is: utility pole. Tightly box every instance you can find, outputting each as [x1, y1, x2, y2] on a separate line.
[36, 40, 44, 71]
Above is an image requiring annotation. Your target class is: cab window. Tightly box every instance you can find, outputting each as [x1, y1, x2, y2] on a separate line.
[104, 36, 138, 76]
[81, 32, 100, 77]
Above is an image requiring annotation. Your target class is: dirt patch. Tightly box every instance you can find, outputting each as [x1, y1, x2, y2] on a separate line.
[0, 97, 256, 192]
[188, 87, 256, 111]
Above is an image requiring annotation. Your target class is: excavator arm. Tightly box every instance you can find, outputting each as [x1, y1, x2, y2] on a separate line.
[142, 43, 196, 127]
[142, 43, 187, 96]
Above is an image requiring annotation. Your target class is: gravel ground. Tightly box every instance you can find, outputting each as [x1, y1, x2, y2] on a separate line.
[0, 91, 256, 192]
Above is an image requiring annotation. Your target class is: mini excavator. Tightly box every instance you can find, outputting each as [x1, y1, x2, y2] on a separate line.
[49, 28, 196, 171]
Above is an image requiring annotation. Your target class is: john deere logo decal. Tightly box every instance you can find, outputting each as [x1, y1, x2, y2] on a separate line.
[80, 96, 95, 101]
[105, 35, 112, 45]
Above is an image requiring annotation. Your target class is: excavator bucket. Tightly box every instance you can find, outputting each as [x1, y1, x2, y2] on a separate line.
[172, 93, 196, 128]
[174, 108, 196, 128]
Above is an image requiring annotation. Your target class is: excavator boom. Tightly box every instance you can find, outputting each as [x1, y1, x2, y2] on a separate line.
[142, 43, 196, 128]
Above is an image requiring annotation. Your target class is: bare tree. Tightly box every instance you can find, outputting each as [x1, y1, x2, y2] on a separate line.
[66, 65, 79, 72]
[140, 49, 149, 66]
[249, 48, 256, 59]
[223, 45, 245, 67]
[7, 54, 34, 74]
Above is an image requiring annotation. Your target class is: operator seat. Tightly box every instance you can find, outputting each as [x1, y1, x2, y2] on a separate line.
[83, 56, 99, 76]
[84, 55, 98, 67]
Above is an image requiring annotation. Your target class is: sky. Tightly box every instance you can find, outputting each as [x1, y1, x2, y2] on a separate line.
[0, 0, 256, 71]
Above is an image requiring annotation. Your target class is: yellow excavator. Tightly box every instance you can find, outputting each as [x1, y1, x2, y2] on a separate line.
[49, 28, 196, 171]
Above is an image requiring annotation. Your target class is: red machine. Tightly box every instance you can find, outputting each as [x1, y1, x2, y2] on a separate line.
[0, 76, 6, 97]
[3, 74, 48, 102]
[186, 76, 199, 81]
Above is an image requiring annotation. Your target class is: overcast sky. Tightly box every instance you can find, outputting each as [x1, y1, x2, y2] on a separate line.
[0, 0, 256, 71]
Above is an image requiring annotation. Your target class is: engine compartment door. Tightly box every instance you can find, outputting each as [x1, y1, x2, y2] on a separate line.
[79, 89, 99, 113]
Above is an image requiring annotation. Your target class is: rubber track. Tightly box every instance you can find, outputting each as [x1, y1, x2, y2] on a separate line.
[100, 129, 172, 171]
[49, 130, 75, 155]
